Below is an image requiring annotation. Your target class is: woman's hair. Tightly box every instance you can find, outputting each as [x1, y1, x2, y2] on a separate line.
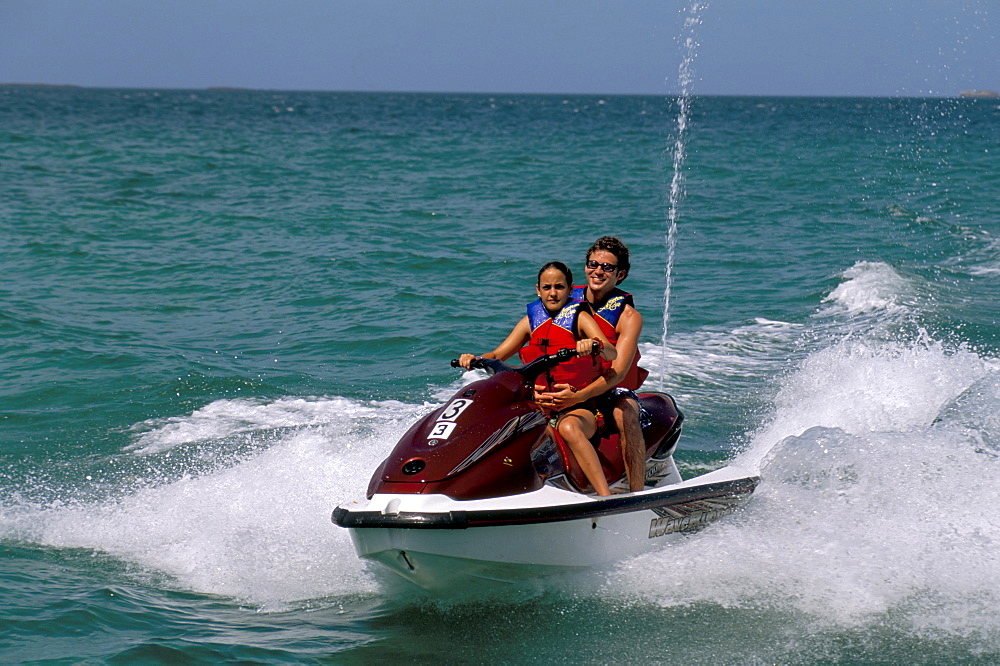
[536, 261, 573, 287]
[585, 236, 630, 283]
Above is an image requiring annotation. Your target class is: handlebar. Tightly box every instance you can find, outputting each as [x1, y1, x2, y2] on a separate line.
[450, 341, 598, 370]
[449, 347, 581, 381]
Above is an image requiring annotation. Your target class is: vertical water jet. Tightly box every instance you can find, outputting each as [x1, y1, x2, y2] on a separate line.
[660, 1, 707, 388]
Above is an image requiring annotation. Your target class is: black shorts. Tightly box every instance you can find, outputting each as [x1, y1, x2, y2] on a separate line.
[548, 398, 603, 428]
[549, 389, 651, 432]
[593, 388, 653, 432]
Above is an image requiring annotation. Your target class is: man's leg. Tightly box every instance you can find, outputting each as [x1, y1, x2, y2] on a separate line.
[614, 397, 646, 492]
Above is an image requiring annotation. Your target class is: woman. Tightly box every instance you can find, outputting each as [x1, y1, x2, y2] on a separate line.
[458, 261, 618, 496]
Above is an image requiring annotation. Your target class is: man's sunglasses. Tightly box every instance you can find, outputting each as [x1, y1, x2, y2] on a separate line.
[585, 260, 619, 272]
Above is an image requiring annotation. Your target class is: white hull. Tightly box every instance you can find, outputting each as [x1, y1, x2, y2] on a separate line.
[334, 463, 759, 593]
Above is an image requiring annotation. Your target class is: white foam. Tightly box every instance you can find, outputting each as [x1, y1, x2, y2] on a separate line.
[127, 396, 427, 455]
[822, 261, 911, 316]
[1, 396, 434, 607]
[968, 264, 1000, 277]
[608, 416, 1000, 639]
[740, 335, 993, 468]
[643, 317, 803, 389]
[429, 371, 481, 402]
[964, 237, 1000, 276]
[605, 330, 1000, 642]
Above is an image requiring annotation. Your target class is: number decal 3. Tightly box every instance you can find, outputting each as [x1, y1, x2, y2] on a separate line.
[429, 421, 457, 439]
[428, 399, 473, 441]
[439, 399, 472, 421]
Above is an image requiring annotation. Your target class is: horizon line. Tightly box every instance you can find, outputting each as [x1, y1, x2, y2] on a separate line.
[1, 82, 996, 100]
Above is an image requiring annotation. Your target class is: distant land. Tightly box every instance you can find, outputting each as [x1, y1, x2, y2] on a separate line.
[0, 82, 81, 88]
[960, 89, 1000, 98]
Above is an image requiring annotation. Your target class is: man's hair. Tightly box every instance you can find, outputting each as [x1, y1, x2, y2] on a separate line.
[585, 236, 631, 284]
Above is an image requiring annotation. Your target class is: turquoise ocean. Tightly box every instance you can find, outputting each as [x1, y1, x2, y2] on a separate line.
[2, 87, 1000, 663]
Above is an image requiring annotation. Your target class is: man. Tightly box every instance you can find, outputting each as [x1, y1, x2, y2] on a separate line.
[536, 236, 648, 492]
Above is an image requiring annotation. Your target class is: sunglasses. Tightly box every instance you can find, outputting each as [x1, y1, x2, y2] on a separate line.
[585, 260, 619, 273]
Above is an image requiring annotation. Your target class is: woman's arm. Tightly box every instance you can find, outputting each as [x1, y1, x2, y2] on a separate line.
[457, 316, 530, 368]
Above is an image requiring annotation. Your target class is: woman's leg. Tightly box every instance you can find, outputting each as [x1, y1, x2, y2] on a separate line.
[558, 409, 611, 496]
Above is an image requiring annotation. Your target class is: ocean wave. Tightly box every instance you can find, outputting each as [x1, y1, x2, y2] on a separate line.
[742, 333, 996, 467]
[821, 261, 912, 316]
[604, 333, 1000, 642]
[0, 395, 446, 605]
[126, 395, 431, 455]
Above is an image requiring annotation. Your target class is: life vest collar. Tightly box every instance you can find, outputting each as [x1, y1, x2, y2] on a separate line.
[527, 298, 582, 333]
[571, 286, 633, 329]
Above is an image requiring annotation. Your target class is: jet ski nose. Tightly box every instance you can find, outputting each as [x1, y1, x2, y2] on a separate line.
[402, 459, 426, 475]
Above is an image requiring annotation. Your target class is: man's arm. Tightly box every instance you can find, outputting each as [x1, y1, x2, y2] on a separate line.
[539, 306, 642, 410]
[601, 305, 641, 388]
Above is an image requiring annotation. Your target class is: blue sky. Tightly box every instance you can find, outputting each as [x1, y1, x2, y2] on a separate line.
[1, 0, 996, 96]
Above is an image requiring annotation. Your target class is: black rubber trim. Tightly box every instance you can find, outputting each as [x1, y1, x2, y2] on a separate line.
[332, 476, 759, 529]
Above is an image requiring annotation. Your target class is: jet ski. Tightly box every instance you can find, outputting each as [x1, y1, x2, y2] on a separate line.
[332, 350, 760, 593]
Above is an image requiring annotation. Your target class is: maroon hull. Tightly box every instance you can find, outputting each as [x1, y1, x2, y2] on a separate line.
[367, 352, 683, 501]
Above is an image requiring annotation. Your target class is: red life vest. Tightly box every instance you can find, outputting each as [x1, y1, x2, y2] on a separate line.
[519, 299, 602, 392]
[571, 286, 646, 390]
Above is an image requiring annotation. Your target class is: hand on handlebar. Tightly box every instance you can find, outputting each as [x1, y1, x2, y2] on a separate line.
[575, 338, 601, 358]
[456, 353, 479, 369]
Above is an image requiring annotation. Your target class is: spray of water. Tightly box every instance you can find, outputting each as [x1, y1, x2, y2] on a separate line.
[661, 2, 707, 389]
